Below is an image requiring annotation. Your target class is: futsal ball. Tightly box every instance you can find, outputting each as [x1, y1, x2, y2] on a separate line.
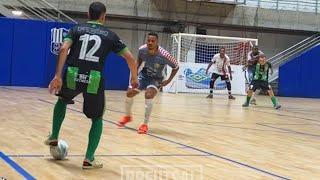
[50, 139, 69, 160]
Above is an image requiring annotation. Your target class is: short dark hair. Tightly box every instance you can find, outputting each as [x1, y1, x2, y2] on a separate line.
[148, 32, 158, 39]
[89, 2, 106, 20]
[220, 47, 226, 51]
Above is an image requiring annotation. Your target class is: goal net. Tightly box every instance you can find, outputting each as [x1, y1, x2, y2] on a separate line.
[163, 33, 258, 95]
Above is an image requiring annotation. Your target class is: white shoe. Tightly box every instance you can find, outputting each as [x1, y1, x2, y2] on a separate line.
[82, 159, 103, 169]
[44, 134, 58, 146]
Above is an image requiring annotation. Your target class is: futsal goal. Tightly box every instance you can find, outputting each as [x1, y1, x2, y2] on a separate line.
[163, 33, 258, 95]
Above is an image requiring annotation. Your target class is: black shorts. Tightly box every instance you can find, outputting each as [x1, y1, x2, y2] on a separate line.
[249, 80, 271, 91]
[211, 73, 229, 81]
[57, 68, 105, 119]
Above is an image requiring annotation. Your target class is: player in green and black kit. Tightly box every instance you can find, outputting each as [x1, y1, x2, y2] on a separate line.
[45, 2, 138, 169]
[242, 54, 281, 109]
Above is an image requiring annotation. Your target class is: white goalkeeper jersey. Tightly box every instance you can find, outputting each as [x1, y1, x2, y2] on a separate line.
[211, 53, 231, 75]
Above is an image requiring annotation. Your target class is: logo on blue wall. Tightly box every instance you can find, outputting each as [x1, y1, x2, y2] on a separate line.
[184, 68, 227, 90]
[50, 28, 69, 55]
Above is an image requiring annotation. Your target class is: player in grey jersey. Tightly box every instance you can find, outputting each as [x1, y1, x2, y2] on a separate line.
[245, 45, 264, 105]
[118, 32, 179, 134]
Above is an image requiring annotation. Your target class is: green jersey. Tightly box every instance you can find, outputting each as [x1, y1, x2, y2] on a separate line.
[253, 62, 272, 82]
[63, 21, 127, 94]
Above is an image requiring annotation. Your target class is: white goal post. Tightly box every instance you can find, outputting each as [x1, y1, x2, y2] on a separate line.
[163, 33, 258, 95]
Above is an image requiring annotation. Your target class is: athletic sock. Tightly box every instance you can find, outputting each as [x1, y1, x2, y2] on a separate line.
[85, 118, 103, 161]
[51, 99, 67, 140]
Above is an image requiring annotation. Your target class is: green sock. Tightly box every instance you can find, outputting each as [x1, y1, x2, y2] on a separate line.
[51, 99, 67, 140]
[85, 118, 103, 161]
[246, 96, 251, 104]
[271, 97, 277, 106]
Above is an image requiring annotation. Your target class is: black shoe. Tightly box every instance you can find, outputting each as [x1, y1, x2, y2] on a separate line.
[228, 95, 236, 100]
[242, 102, 249, 107]
[274, 104, 281, 110]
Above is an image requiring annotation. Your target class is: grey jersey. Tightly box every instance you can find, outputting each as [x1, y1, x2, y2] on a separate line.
[247, 50, 264, 68]
[138, 44, 179, 80]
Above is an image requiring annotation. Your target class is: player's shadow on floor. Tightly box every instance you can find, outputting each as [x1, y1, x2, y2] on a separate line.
[45, 158, 115, 175]
[251, 105, 282, 110]
[150, 127, 193, 139]
[45, 158, 85, 172]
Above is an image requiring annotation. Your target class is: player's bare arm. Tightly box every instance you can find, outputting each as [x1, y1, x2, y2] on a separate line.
[161, 66, 179, 87]
[49, 41, 72, 94]
[137, 58, 143, 71]
[228, 66, 232, 80]
[270, 63, 274, 75]
[121, 50, 139, 88]
[206, 61, 214, 74]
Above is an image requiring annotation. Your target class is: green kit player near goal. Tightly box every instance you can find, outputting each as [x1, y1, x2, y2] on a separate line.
[242, 54, 281, 109]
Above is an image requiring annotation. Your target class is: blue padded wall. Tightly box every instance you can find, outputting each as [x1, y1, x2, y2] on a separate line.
[0, 18, 13, 85]
[279, 57, 301, 97]
[104, 52, 130, 90]
[44, 22, 74, 87]
[279, 45, 320, 98]
[300, 45, 320, 97]
[11, 19, 47, 86]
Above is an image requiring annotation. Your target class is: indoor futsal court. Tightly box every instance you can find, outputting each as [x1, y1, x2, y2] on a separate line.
[1, 0, 320, 180]
[1, 87, 320, 179]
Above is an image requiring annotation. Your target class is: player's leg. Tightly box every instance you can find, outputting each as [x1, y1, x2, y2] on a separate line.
[222, 75, 235, 100]
[248, 67, 257, 105]
[119, 78, 146, 127]
[265, 83, 281, 109]
[82, 89, 105, 169]
[207, 73, 219, 98]
[138, 84, 158, 134]
[126, 88, 140, 115]
[45, 86, 79, 146]
[250, 93, 257, 105]
[118, 88, 140, 127]
[243, 82, 257, 107]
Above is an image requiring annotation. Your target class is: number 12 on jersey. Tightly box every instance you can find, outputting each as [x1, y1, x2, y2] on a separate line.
[79, 34, 101, 62]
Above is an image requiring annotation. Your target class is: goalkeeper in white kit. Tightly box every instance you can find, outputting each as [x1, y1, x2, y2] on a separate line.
[206, 47, 236, 100]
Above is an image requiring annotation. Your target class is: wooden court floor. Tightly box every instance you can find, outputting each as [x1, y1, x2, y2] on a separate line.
[0, 86, 320, 179]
